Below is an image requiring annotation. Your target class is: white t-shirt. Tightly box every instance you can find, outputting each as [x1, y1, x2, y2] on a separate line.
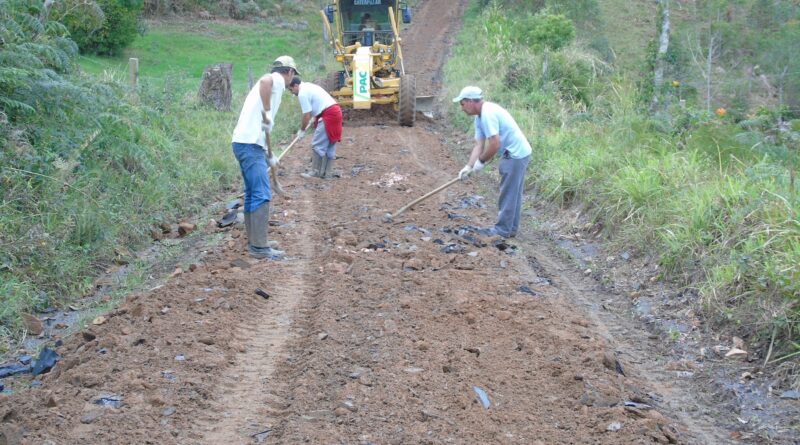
[231, 72, 285, 147]
[474, 101, 532, 159]
[297, 82, 336, 117]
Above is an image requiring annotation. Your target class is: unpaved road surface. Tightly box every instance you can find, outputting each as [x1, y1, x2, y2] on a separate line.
[0, 2, 758, 444]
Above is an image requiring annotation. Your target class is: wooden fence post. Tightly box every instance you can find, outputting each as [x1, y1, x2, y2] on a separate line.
[128, 58, 139, 89]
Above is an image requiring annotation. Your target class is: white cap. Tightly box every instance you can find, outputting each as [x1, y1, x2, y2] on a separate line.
[452, 86, 483, 102]
[273, 55, 300, 75]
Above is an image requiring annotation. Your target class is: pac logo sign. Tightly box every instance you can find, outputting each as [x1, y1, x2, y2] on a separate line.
[358, 71, 369, 94]
[353, 47, 371, 109]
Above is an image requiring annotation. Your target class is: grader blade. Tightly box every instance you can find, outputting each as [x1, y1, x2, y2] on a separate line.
[415, 95, 435, 118]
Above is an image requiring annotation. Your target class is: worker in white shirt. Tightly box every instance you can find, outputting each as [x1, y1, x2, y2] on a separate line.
[288, 77, 343, 179]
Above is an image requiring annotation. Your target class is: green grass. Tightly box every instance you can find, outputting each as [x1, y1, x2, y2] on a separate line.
[445, 0, 800, 362]
[79, 19, 324, 92]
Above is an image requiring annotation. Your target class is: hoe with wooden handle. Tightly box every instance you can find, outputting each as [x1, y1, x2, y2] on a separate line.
[383, 176, 461, 223]
[276, 122, 312, 163]
[263, 130, 286, 196]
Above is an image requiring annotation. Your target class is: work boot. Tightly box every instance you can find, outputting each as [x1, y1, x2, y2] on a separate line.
[321, 157, 339, 179]
[247, 203, 284, 259]
[243, 210, 251, 248]
[301, 151, 323, 179]
[244, 210, 278, 248]
[319, 156, 329, 179]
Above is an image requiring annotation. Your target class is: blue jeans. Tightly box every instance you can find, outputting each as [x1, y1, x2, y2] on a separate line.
[232, 142, 271, 213]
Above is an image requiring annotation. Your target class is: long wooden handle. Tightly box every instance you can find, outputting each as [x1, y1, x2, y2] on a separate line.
[264, 130, 286, 195]
[276, 122, 312, 162]
[392, 176, 460, 218]
[276, 134, 302, 162]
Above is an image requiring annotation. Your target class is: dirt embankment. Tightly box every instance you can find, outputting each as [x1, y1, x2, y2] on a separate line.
[3, 1, 791, 444]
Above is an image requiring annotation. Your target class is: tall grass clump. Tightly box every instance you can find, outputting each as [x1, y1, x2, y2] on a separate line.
[445, 0, 799, 368]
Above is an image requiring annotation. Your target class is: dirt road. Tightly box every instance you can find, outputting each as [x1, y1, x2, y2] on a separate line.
[1, 2, 742, 444]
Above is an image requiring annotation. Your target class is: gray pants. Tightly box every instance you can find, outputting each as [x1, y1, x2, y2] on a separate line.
[312, 120, 337, 159]
[494, 155, 530, 237]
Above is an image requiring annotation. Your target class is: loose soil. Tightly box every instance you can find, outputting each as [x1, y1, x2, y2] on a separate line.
[2, 1, 797, 444]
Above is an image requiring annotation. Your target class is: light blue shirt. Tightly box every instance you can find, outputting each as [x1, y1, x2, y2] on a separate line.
[474, 102, 532, 159]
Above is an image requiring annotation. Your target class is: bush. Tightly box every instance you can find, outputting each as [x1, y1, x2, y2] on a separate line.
[513, 12, 575, 52]
[65, 0, 144, 55]
[49, 0, 105, 46]
[547, 51, 597, 106]
[230, 0, 260, 20]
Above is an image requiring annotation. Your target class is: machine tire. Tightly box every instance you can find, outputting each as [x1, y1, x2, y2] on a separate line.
[398, 74, 416, 127]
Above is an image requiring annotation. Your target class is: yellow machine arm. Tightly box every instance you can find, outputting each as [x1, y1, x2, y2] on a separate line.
[387, 7, 405, 76]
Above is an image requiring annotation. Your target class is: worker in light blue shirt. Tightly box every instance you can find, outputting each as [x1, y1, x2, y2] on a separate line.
[454, 86, 532, 238]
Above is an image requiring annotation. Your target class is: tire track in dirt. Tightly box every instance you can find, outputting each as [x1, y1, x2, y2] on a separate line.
[199, 194, 323, 442]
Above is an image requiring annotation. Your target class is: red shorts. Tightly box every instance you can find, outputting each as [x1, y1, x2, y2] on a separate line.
[314, 104, 343, 143]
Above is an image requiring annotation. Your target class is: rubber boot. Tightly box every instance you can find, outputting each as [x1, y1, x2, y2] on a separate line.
[319, 156, 329, 179]
[243, 210, 251, 249]
[322, 157, 338, 179]
[248, 203, 284, 259]
[301, 151, 323, 179]
[245, 210, 278, 250]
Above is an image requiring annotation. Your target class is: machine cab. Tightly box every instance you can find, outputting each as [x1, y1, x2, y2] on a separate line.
[340, 0, 397, 46]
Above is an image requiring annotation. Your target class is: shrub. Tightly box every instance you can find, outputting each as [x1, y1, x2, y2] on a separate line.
[64, 0, 144, 55]
[514, 12, 575, 53]
[230, 0, 261, 20]
[547, 50, 598, 107]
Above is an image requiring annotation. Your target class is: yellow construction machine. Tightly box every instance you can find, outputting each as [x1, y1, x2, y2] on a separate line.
[320, 0, 432, 126]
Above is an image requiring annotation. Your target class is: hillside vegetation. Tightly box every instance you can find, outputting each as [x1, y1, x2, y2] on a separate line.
[445, 0, 799, 377]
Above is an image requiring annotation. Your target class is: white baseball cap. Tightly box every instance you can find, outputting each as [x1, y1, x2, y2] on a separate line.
[452, 86, 483, 102]
[273, 55, 300, 75]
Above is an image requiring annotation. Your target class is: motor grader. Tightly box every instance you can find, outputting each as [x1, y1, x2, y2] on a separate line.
[320, 0, 432, 126]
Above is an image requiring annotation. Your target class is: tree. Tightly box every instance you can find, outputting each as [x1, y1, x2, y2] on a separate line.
[685, 0, 730, 112]
[0, 0, 79, 120]
[652, 0, 670, 110]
